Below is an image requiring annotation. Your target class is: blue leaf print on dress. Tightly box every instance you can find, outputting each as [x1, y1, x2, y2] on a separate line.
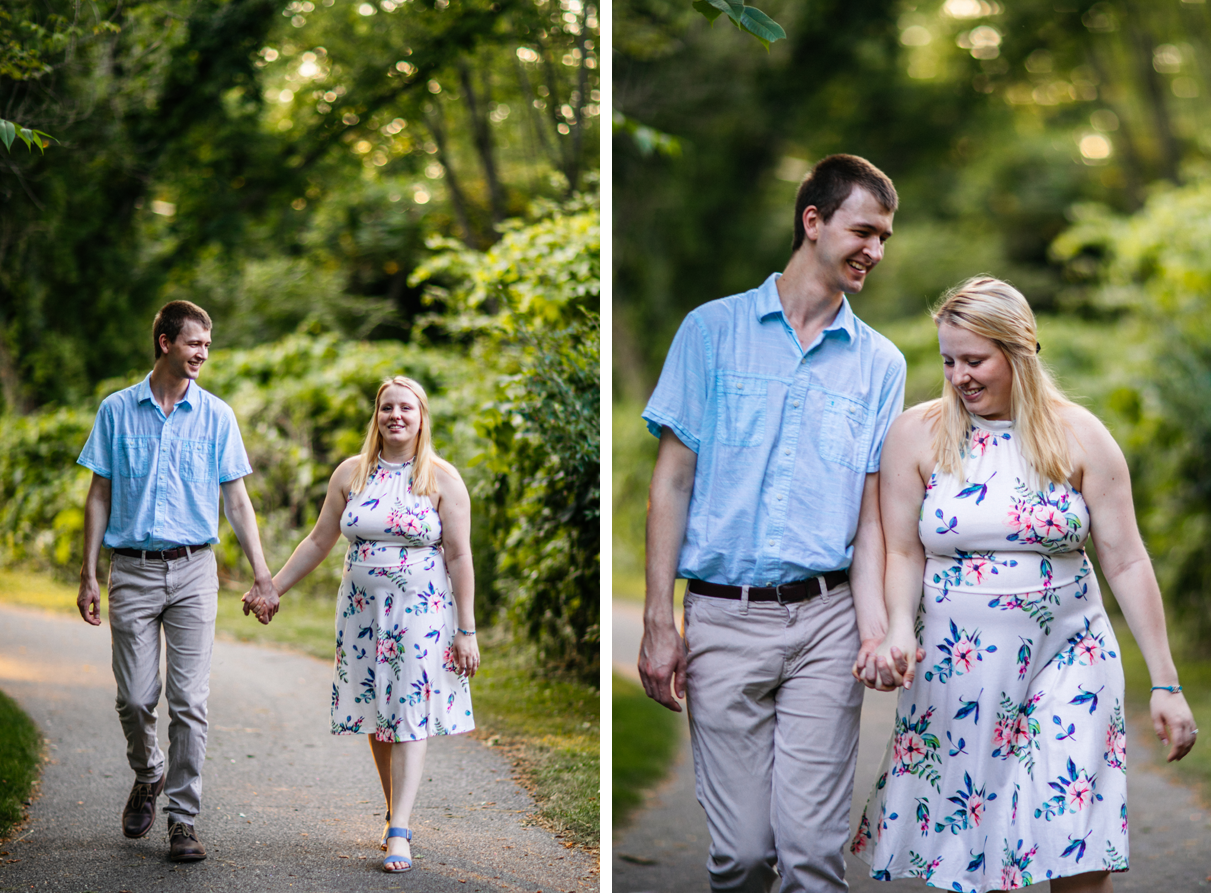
[1061, 831, 1091, 863]
[1069, 684, 1104, 715]
[954, 689, 983, 724]
[935, 508, 959, 535]
[955, 471, 996, 505]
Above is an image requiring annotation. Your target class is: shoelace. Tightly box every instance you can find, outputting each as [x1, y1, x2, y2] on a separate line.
[169, 823, 197, 842]
[128, 782, 156, 809]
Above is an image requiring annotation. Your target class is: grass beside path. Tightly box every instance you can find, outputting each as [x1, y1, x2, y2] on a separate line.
[0, 568, 600, 849]
[0, 689, 42, 840]
[612, 673, 680, 828]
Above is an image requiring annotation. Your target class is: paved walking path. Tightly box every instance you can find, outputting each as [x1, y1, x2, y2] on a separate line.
[612, 599, 1211, 892]
[0, 604, 597, 893]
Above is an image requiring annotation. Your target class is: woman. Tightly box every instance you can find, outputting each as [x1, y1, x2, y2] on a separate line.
[852, 278, 1196, 892]
[249, 376, 479, 873]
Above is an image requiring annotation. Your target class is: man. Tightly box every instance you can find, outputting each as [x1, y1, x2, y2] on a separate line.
[638, 154, 907, 892]
[77, 300, 278, 862]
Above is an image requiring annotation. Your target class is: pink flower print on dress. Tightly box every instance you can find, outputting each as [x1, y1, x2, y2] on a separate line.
[1030, 504, 1066, 542]
[1001, 864, 1024, 889]
[377, 635, 399, 664]
[1066, 770, 1096, 811]
[969, 427, 1010, 455]
[850, 812, 872, 855]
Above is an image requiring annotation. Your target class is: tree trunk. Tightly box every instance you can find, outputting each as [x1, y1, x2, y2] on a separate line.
[423, 101, 477, 246]
[457, 60, 505, 224]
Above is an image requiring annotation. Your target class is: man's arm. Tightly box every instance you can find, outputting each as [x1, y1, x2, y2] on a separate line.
[849, 471, 890, 686]
[220, 477, 278, 624]
[638, 428, 697, 712]
[77, 473, 112, 626]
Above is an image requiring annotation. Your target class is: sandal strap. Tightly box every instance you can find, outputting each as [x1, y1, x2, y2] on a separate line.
[386, 826, 412, 840]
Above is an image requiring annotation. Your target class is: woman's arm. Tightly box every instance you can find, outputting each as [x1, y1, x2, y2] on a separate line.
[435, 462, 479, 677]
[1069, 406, 1197, 762]
[250, 458, 355, 613]
[865, 406, 934, 691]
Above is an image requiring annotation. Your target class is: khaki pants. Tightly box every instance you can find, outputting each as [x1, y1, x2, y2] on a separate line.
[683, 581, 864, 893]
[108, 547, 218, 825]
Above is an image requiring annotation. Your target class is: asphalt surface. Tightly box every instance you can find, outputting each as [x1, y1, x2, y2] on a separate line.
[0, 603, 598, 893]
[612, 599, 1211, 892]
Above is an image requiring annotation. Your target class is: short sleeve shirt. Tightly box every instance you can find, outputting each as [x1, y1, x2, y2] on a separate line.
[77, 374, 252, 550]
[642, 273, 907, 586]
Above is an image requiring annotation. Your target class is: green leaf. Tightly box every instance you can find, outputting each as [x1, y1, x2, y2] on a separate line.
[739, 5, 787, 45]
[0, 120, 14, 152]
[18, 128, 34, 151]
[692, 0, 725, 23]
[702, 0, 745, 16]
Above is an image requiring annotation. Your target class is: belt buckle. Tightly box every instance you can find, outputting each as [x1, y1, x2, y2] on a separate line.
[774, 581, 787, 605]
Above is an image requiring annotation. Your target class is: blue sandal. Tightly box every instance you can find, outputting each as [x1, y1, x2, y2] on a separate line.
[382, 826, 412, 873]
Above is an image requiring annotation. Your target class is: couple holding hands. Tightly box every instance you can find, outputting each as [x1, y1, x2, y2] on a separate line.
[77, 300, 476, 870]
[638, 155, 1196, 892]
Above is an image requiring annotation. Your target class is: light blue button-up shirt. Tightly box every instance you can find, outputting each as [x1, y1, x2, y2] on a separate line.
[77, 374, 253, 550]
[643, 273, 906, 586]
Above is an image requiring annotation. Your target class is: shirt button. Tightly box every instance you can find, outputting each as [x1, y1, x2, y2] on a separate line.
[801, 358, 807, 364]
[784, 449, 791, 456]
[777, 495, 783, 501]
[793, 401, 800, 407]
[768, 539, 774, 545]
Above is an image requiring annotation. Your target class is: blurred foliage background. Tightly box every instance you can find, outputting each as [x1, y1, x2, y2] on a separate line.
[0, 0, 600, 679]
[613, 0, 1211, 663]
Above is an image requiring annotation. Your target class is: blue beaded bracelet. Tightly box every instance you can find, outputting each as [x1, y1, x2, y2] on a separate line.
[458, 628, 476, 636]
[1151, 684, 1182, 693]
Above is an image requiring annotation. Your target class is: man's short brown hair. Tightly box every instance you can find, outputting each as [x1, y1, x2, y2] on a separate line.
[153, 301, 212, 359]
[791, 154, 898, 253]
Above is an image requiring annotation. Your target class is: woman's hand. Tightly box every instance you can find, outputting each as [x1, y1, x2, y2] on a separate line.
[452, 631, 480, 678]
[1152, 689, 1198, 762]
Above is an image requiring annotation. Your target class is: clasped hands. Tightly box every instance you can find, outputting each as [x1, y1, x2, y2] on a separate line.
[241, 578, 280, 625]
[853, 631, 926, 692]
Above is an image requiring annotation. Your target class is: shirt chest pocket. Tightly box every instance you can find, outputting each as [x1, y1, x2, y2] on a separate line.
[715, 373, 768, 448]
[117, 436, 153, 478]
[819, 394, 874, 471]
[179, 440, 216, 483]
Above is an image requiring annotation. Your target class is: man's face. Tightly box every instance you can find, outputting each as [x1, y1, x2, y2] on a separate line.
[806, 187, 894, 296]
[160, 320, 211, 381]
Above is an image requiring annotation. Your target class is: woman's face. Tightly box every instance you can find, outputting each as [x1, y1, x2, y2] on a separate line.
[937, 322, 1014, 420]
[377, 384, 423, 456]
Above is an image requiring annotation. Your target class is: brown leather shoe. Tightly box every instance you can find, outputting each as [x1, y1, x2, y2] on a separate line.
[121, 775, 165, 839]
[168, 820, 207, 862]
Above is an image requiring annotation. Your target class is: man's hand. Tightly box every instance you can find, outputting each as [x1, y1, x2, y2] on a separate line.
[638, 622, 687, 712]
[78, 576, 102, 626]
[242, 578, 280, 624]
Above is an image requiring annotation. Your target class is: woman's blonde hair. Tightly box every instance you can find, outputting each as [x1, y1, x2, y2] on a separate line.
[928, 276, 1074, 486]
[349, 376, 451, 497]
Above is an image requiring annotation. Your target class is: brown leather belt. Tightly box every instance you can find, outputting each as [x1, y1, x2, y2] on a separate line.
[688, 570, 849, 603]
[113, 544, 210, 561]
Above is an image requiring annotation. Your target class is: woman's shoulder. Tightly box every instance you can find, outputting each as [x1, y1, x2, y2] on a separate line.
[1055, 401, 1121, 460]
[891, 400, 941, 438]
[331, 455, 362, 487]
[432, 457, 464, 488]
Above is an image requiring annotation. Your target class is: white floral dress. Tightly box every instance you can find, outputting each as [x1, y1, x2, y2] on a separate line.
[853, 417, 1127, 891]
[330, 456, 474, 741]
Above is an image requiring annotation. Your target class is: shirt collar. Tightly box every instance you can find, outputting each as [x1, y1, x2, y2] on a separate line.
[755, 272, 857, 344]
[135, 373, 196, 410]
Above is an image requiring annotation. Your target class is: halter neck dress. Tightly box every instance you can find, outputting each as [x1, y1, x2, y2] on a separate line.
[852, 416, 1127, 891]
[330, 455, 474, 741]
